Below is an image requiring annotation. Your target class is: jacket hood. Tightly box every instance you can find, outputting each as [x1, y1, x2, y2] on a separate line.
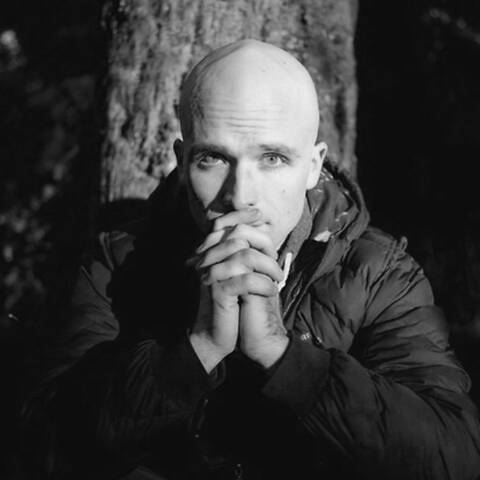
[308, 161, 370, 244]
[274, 161, 370, 326]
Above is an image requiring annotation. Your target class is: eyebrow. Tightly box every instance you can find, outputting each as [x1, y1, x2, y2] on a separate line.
[257, 143, 298, 158]
[189, 143, 298, 159]
[189, 143, 232, 157]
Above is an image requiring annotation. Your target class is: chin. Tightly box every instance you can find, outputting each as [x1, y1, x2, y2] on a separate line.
[275, 239, 286, 251]
[272, 232, 286, 251]
[274, 227, 295, 252]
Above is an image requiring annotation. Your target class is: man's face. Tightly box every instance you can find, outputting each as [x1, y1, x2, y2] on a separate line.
[176, 42, 325, 250]
[177, 99, 323, 249]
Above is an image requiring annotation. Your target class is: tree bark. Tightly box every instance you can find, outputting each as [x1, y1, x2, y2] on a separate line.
[101, 0, 358, 202]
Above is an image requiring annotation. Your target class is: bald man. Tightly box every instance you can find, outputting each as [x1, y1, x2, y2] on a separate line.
[177, 41, 326, 374]
[25, 40, 480, 479]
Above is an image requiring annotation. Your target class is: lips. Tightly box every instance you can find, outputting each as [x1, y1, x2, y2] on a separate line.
[249, 219, 267, 227]
[206, 210, 268, 227]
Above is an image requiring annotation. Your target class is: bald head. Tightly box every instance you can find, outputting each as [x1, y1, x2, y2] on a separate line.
[179, 39, 319, 145]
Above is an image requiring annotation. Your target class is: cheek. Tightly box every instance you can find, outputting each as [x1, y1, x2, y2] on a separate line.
[283, 188, 306, 221]
[270, 177, 307, 227]
[188, 168, 223, 207]
[278, 176, 307, 210]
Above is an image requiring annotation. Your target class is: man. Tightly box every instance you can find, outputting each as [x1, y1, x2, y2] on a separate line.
[26, 40, 480, 479]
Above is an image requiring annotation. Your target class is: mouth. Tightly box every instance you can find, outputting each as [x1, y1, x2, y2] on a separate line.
[249, 219, 268, 228]
[206, 210, 269, 228]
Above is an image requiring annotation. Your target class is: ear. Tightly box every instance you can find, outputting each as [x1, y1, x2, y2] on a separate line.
[174, 138, 187, 183]
[306, 141, 327, 189]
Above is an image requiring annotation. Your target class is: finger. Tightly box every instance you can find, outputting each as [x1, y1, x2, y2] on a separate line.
[217, 273, 278, 298]
[197, 223, 276, 258]
[202, 249, 283, 285]
[196, 210, 265, 254]
[211, 208, 261, 232]
[196, 238, 250, 269]
[202, 260, 250, 285]
[185, 254, 200, 267]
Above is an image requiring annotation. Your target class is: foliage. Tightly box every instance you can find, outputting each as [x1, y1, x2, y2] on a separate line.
[0, 1, 102, 325]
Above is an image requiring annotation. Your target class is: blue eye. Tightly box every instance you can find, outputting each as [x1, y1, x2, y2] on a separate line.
[262, 154, 286, 167]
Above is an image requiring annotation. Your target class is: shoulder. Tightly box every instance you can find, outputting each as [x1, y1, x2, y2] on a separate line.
[341, 226, 413, 287]
[97, 231, 135, 271]
[92, 218, 147, 271]
[307, 226, 428, 326]
[340, 227, 436, 327]
[305, 227, 410, 328]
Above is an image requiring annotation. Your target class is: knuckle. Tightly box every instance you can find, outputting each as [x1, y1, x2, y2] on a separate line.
[239, 248, 253, 263]
[231, 249, 254, 270]
[204, 231, 216, 243]
[198, 251, 211, 268]
[222, 277, 241, 296]
[212, 217, 223, 231]
[225, 238, 236, 248]
[233, 224, 246, 236]
[215, 280, 229, 295]
[199, 233, 214, 251]
[209, 263, 221, 280]
[212, 260, 242, 281]
[214, 278, 234, 296]
[235, 238, 249, 250]
[226, 238, 243, 251]
[243, 272, 256, 290]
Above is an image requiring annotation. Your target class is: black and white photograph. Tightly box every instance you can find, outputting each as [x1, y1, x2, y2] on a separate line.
[2, 1, 480, 478]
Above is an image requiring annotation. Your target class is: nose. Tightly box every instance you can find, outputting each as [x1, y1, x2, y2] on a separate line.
[223, 161, 259, 210]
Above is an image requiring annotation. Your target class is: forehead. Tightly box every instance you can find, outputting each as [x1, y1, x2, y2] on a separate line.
[188, 91, 314, 151]
[190, 116, 309, 160]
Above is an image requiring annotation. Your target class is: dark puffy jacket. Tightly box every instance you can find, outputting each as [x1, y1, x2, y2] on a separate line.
[24, 163, 480, 479]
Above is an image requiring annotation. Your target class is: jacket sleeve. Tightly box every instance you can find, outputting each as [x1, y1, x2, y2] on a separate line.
[23, 232, 222, 477]
[262, 241, 480, 479]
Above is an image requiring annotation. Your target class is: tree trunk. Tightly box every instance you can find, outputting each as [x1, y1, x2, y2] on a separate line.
[101, 0, 358, 202]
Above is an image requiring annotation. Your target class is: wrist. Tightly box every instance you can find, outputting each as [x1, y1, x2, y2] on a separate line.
[248, 334, 290, 369]
[189, 332, 229, 374]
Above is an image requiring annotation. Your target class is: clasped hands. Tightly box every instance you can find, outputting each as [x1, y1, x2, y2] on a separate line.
[188, 209, 290, 373]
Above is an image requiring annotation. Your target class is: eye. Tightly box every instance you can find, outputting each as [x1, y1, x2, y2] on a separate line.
[261, 153, 287, 168]
[196, 153, 227, 169]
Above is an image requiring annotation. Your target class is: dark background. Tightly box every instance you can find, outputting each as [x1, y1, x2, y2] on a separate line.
[1, 0, 480, 477]
[356, 1, 480, 400]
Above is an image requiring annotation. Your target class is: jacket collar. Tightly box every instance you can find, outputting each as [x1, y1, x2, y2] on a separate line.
[277, 160, 370, 273]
